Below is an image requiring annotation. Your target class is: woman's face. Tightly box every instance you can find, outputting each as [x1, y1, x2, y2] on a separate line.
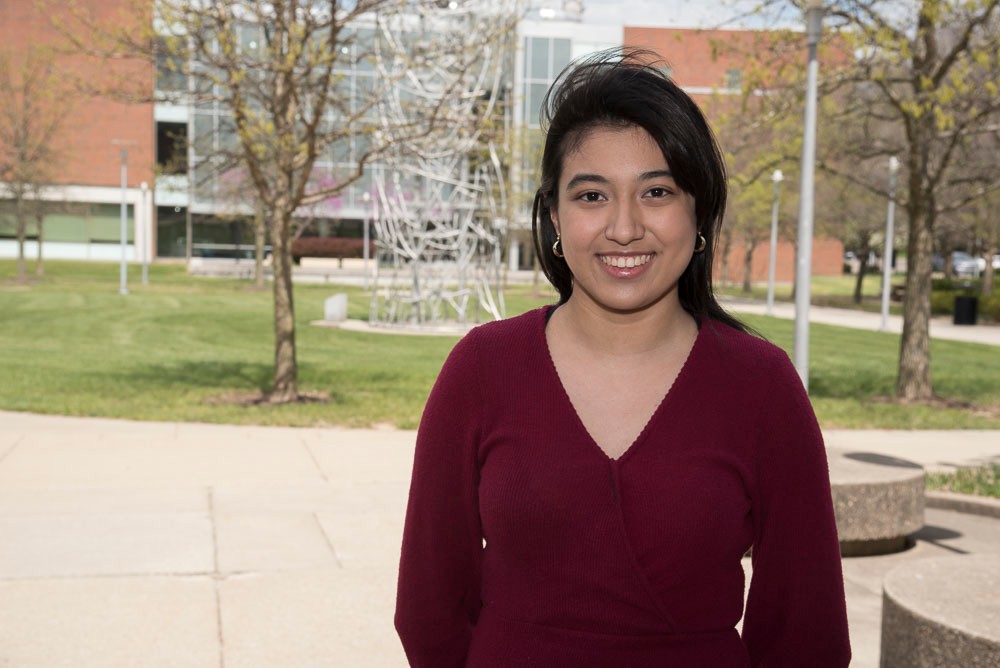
[550, 124, 697, 317]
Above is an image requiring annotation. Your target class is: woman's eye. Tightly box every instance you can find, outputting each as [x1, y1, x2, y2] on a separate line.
[646, 187, 672, 198]
[579, 191, 605, 203]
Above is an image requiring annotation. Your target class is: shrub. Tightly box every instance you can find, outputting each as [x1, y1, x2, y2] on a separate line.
[930, 288, 1000, 322]
[982, 295, 1000, 322]
[930, 290, 954, 316]
[291, 236, 374, 262]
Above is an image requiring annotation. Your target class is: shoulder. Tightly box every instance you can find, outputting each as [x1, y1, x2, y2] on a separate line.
[699, 318, 796, 381]
[438, 307, 549, 376]
[464, 307, 547, 342]
[454, 306, 548, 357]
[427, 308, 550, 423]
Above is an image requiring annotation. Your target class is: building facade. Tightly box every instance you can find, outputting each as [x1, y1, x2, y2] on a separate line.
[0, 1, 841, 283]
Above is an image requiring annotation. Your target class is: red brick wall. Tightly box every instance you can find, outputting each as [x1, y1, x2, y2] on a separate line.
[0, 0, 154, 189]
[624, 27, 767, 91]
[715, 237, 844, 284]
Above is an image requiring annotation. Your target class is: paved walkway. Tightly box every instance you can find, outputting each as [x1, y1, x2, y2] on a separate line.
[721, 297, 1000, 347]
[1, 410, 999, 667]
[205, 258, 1000, 346]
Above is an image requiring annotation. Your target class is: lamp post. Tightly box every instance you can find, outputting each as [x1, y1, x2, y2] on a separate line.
[140, 181, 149, 285]
[880, 156, 900, 331]
[793, 0, 825, 391]
[767, 169, 784, 316]
[361, 191, 371, 290]
[117, 147, 129, 295]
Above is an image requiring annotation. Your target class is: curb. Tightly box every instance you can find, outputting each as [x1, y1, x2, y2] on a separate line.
[925, 490, 1000, 520]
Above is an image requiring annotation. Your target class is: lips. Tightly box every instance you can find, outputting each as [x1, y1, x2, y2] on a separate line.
[599, 254, 653, 269]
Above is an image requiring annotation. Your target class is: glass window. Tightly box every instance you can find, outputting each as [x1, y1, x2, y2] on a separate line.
[529, 37, 549, 79]
[354, 73, 376, 109]
[193, 159, 215, 201]
[526, 82, 548, 127]
[193, 114, 215, 157]
[352, 169, 373, 206]
[355, 28, 376, 72]
[551, 39, 571, 77]
[354, 131, 372, 162]
[329, 136, 352, 163]
[218, 118, 239, 155]
[726, 69, 743, 90]
[238, 23, 261, 56]
[155, 40, 186, 94]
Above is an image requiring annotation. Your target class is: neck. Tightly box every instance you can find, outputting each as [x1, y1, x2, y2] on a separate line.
[553, 296, 696, 356]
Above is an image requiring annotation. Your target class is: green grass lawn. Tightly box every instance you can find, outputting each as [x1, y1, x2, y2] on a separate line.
[926, 465, 1000, 499]
[2, 260, 998, 429]
[718, 273, 905, 314]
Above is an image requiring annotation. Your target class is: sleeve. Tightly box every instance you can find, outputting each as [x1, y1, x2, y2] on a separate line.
[394, 332, 485, 667]
[741, 352, 851, 667]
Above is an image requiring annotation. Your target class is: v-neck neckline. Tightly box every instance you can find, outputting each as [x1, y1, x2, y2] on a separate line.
[540, 306, 703, 464]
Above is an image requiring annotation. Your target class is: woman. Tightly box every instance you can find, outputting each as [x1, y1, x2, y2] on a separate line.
[395, 49, 850, 667]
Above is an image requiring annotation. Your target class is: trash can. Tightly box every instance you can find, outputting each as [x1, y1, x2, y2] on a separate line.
[953, 295, 978, 325]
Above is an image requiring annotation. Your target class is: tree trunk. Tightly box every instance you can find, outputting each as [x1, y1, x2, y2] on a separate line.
[981, 238, 995, 298]
[897, 200, 934, 400]
[742, 239, 756, 294]
[268, 204, 298, 403]
[15, 192, 26, 282]
[853, 237, 870, 305]
[254, 200, 266, 290]
[35, 208, 44, 277]
[853, 253, 868, 304]
[720, 227, 733, 287]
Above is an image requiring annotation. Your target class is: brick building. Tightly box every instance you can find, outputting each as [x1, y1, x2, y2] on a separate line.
[0, 0, 155, 263]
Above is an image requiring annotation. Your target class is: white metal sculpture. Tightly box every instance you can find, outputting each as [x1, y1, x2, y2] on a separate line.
[368, 3, 516, 328]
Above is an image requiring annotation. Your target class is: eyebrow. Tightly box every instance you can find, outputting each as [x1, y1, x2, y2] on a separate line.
[564, 169, 675, 190]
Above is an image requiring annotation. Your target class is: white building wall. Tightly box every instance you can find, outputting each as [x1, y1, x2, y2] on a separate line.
[0, 183, 154, 263]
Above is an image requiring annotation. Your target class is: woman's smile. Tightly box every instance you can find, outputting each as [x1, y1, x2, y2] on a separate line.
[598, 253, 653, 270]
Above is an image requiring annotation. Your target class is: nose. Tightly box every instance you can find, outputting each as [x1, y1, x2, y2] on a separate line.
[604, 200, 645, 245]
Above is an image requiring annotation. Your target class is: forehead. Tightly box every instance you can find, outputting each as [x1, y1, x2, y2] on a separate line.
[560, 125, 669, 181]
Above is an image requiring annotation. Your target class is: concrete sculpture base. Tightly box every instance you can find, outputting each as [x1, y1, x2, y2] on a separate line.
[827, 448, 925, 557]
[880, 554, 1000, 667]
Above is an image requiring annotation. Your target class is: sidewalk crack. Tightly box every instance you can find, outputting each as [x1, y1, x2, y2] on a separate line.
[313, 512, 343, 569]
[301, 437, 330, 482]
[208, 487, 220, 575]
[0, 434, 24, 466]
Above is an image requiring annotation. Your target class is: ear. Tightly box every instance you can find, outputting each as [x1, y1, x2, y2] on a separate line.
[550, 208, 560, 235]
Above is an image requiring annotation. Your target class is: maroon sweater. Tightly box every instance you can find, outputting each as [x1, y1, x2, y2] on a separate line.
[395, 307, 850, 667]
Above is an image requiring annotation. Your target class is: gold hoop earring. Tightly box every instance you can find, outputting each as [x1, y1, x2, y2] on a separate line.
[552, 236, 564, 258]
[694, 234, 707, 254]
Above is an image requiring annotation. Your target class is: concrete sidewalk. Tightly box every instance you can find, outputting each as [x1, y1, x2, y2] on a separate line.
[1, 410, 999, 667]
[722, 297, 1000, 347]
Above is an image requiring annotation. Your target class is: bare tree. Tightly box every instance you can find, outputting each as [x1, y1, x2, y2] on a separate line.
[62, 0, 517, 403]
[0, 47, 68, 282]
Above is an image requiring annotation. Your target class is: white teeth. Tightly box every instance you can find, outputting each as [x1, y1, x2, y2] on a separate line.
[600, 254, 651, 268]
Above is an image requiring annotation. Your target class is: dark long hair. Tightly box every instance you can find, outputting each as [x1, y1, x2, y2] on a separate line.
[531, 48, 749, 333]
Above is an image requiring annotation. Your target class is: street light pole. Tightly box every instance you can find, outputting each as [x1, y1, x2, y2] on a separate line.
[361, 191, 371, 290]
[140, 181, 149, 286]
[119, 148, 129, 296]
[767, 169, 784, 316]
[794, 0, 824, 392]
[880, 156, 900, 331]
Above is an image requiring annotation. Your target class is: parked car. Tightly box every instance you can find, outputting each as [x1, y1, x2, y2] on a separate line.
[952, 251, 986, 277]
